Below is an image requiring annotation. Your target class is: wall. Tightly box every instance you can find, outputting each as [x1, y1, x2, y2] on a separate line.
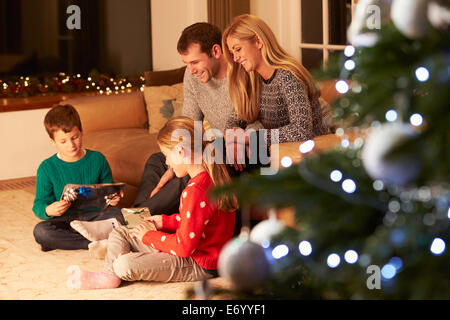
[0, 108, 54, 180]
[250, 0, 301, 61]
[101, 0, 152, 76]
[150, 0, 208, 70]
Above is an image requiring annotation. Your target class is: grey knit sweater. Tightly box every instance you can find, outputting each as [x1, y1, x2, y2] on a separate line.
[182, 68, 240, 134]
[259, 68, 329, 144]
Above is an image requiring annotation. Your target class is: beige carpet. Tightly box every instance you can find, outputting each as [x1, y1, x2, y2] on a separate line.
[0, 186, 231, 300]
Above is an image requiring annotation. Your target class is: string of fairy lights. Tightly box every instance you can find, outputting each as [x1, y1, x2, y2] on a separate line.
[0, 72, 146, 98]
[271, 44, 447, 282]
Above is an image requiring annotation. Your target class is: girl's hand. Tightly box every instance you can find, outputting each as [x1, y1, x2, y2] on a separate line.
[130, 223, 153, 242]
[144, 215, 163, 230]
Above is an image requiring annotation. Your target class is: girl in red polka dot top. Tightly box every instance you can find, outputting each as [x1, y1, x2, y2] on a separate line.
[66, 117, 238, 290]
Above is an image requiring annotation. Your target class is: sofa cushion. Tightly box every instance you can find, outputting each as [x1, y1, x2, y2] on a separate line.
[144, 83, 184, 134]
[83, 128, 160, 187]
[65, 91, 148, 134]
[144, 66, 186, 86]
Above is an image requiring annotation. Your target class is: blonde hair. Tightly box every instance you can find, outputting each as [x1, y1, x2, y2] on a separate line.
[222, 14, 320, 123]
[157, 116, 239, 212]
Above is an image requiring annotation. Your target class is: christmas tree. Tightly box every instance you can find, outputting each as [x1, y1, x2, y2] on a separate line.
[212, 0, 450, 299]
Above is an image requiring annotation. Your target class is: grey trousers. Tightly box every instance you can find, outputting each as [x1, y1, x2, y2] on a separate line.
[103, 225, 213, 283]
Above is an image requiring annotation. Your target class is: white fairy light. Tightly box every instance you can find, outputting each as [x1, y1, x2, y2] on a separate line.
[342, 179, 356, 194]
[381, 264, 396, 279]
[335, 80, 350, 94]
[385, 109, 398, 122]
[327, 253, 341, 268]
[341, 139, 350, 148]
[299, 140, 315, 154]
[344, 45, 356, 57]
[298, 241, 312, 256]
[430, 238, 446, 255]
[330, 170, 343, 182]
[415, 66, 430, 82]
[409, 113, 423, 126]
[281, 156, 293, 168]
[344, 250, 358, 264]
[272, 244, 289, 259]
[344, 59, 356, 71]
[373, 180, 384, 191]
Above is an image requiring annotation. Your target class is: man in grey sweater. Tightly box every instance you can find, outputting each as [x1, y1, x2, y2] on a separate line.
[133, 23, 250, 215]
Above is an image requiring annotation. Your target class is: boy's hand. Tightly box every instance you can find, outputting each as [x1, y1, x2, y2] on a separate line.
[107, 190, 124, 207]
[144, 215, 163, 230]
[45, 200, 71, 217]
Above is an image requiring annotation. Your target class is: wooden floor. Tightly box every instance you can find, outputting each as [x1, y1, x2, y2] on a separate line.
[0, 178, 232, 300]
[0, 176, 36, 193]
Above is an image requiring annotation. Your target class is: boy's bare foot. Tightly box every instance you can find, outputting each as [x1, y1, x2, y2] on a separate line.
[66, 265, 121, 290]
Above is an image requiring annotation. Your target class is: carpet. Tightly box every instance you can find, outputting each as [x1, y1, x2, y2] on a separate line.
[0, 181, 231, 300]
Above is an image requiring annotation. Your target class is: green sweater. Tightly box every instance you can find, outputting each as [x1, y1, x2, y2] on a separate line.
[32, 149, 114, 220]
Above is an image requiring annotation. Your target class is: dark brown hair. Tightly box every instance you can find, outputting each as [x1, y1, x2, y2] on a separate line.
[44, 104, 82, 139]
[177, 22, 222, 56]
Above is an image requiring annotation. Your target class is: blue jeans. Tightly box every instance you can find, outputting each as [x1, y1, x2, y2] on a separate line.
[33, 208, 125, 251]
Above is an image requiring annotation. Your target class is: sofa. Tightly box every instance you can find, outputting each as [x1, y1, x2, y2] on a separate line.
[63, 66, 355, 219]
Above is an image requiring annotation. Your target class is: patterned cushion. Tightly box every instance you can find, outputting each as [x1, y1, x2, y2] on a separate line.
[143, 83, 184, 134]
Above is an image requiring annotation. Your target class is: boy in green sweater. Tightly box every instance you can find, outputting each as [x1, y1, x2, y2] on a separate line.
[33, 104, 125, 251]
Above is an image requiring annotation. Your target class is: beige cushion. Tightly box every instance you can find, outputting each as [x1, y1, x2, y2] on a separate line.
[65, 91, 147, 134]
[144, 83, 184, 134]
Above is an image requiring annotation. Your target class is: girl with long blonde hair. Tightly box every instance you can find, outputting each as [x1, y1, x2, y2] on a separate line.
[66, 117, 238, 289]
[222, 14, 329, 143]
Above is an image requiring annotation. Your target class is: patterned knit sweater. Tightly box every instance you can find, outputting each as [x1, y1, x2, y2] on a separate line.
[259, 69, 329, 144]
[142, 171, 236, 271]
[32, 149, 114, 220]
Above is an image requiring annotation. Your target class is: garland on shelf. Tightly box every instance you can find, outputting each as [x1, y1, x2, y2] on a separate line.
[0, 71, 145, 98]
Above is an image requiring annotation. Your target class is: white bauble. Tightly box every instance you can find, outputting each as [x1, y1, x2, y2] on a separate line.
[362, 122, 421, 186]
[250, 210, 285, 245]
[391, 0, 430, 39]
[218, 237, 271, 291]
[347, 0, 392, 47]
[427, 0, 450, 31]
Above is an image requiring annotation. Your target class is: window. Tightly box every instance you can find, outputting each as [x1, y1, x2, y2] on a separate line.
[300, 0, 356, 70]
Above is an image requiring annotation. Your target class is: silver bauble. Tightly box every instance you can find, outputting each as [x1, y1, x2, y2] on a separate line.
[427, 0, 450, 31]
[362, 122, 421, 186]
[391, 0, 430, 39]
[250, 210, 285, 245]
[218, 237, 271, 291]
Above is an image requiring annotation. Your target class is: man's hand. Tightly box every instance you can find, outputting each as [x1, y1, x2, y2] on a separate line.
[150, 167, 175, 198]
[45, 200, 71, 217]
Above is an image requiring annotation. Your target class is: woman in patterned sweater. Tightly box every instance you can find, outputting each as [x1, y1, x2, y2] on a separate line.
[222, 14, 330, 145]
[66, 117, 238, 289]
